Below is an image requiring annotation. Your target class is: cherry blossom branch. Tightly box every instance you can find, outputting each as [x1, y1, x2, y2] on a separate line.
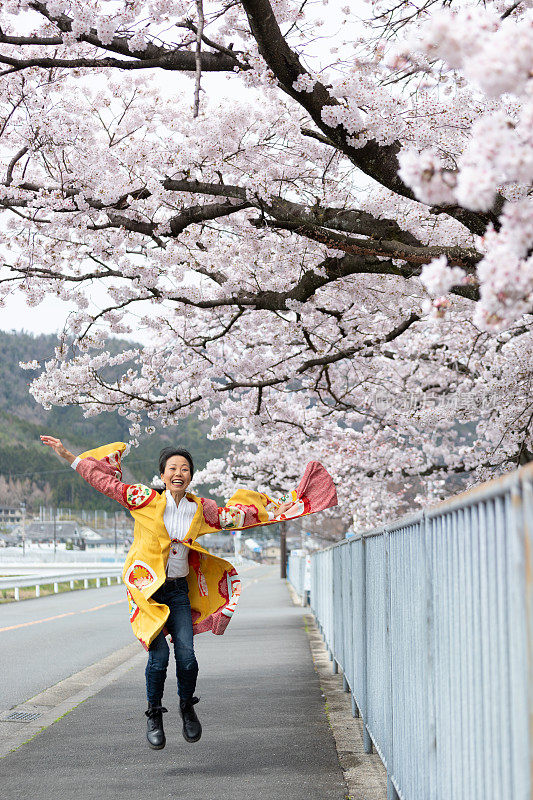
[240, 0, 498, 236]
[58, 310, 423, 410]
[5, 146, 29, 186]
[1, 239, 476, 313]
[23, 0, 247, 72]
[0, 31, 64, 46]
[0, 52, 235, 72]
[0, 174, 481, 298]
[253, 217, 480, 291]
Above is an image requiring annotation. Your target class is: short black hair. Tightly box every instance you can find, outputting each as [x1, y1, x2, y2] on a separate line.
[159, 447, 194, 477]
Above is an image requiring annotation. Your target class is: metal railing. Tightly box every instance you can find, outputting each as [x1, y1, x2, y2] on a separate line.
[287, 550, 311, 604]
[305, 461, 533, 800]
[0, 568, 123, 600]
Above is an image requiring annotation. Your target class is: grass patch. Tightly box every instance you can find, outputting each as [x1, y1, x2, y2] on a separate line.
[0, 578, 109, 603]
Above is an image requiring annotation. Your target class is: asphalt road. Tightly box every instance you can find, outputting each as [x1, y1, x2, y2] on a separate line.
[0, 565, 262, 711]
[1, 567, 347, 800]
[0, 583, 132, 709]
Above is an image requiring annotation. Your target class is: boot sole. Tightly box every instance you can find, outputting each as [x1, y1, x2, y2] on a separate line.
[147, 738, 166, 750]
[182, 729, 202, 743]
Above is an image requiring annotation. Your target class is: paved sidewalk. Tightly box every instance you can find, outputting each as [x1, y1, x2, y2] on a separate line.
[1, 567, 347, 800]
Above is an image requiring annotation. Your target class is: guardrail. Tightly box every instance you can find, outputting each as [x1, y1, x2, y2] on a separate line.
[1, 556, 257, 601]
[0, 568, 123, 600]
[305, 460, 533, 800]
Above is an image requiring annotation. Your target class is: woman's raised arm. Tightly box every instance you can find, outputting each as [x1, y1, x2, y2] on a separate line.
[42, 437, 158, 513]
[41, 435, 129, 507]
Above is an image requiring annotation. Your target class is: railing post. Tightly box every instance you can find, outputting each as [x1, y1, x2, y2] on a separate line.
[280, 521, 287, 579]
[516, 475, 532, 797]
[385, 528, 395, 795]
[424, 509, 437, 800]
[362, 532, 372, 753]
[363, 725, 373, 754]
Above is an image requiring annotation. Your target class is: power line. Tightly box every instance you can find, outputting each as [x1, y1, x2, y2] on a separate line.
[1, 455, 160, 480]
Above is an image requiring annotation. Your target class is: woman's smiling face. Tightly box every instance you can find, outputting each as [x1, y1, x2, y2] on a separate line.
[161, 455, 192, 493]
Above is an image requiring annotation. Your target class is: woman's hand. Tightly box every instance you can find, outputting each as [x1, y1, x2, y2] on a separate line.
[40, 435, 75, 464]
[272, 500, 297, 519]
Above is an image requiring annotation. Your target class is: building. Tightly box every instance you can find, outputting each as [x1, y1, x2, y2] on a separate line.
[263, 542, 281, 563]
[0, 506, 23, 525]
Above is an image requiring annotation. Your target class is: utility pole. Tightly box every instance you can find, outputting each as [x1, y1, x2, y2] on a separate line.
[280, 521, 287, 579]
[234, 530, 241, 561]
[114, 512, 117, 552]
[20, 501, 26, 557]
[53, 505, 57, 557]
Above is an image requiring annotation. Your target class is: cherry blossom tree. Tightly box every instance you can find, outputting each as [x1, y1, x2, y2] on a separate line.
[0, 0, 531, 526]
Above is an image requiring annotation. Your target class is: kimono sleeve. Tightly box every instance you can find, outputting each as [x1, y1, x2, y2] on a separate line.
[194, 461, 337, 533]
[74, 456, 157, 511]
[216, 491, 306, 530]
[214, 461, 338, 530]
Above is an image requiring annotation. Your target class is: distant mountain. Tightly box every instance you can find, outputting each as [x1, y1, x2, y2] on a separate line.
[0, 330, 228, 512]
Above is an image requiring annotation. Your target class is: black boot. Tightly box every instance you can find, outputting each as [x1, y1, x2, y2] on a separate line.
[145, 703, 168, 749]
[179, 696, 202, 743]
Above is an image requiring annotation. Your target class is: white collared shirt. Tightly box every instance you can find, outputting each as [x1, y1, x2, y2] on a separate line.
[164, 490, 197, 578]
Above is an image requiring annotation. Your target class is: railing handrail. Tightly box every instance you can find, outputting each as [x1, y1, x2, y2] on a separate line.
[0, 568, 123, 591]
[317, 460, 533, 551]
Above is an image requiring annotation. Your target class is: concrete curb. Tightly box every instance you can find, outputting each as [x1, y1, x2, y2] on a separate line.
[0, 642, 144, 758]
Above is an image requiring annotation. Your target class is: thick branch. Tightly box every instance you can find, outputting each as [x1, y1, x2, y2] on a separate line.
[25, 0, 246, 72]
[105, 199, 251, 239]
[0, 32, 63, 46]
[264, 196, 422, 246]
[5, 146, 29, 186]
[0, 51, 236, 73]
[240, 0, 498, 236]
[255, 216, 481, 275]
[0, 175, 481, 300]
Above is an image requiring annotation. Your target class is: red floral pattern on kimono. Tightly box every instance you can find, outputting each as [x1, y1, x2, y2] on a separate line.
[123, 483, 156, 510]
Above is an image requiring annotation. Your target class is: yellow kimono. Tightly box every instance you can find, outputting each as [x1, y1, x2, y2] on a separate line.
[73, 442, 338, 651]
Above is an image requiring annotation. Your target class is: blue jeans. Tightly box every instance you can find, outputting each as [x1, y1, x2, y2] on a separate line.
[145, 578, 199, 704]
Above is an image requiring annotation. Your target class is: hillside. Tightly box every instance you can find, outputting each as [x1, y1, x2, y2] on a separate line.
[0, 330, 228, 511]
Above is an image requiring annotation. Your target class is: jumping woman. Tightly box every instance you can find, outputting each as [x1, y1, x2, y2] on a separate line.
[40, 436, 337, 750]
